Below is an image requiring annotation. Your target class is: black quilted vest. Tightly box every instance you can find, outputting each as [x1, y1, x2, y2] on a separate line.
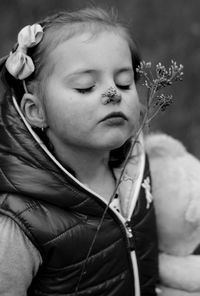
[0, 58, 158, 296]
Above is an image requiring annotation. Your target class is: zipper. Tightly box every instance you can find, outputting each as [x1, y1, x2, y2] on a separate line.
[109, 142, 145, 296]
[124, 148, 145, 296]
[125, 220, 140, 296]
[111, 211, 140, 296]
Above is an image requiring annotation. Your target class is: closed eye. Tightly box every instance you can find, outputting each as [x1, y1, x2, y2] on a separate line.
[75, 86, 95, 94]
[117, 85, 131, 90]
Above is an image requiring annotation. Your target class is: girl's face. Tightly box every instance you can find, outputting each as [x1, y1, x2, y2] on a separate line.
[43, 31, 140, 154]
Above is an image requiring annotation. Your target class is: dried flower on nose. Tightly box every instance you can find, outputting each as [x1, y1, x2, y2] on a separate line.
[102, 87, 118, 98]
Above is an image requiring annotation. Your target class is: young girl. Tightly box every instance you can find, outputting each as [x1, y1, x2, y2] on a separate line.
[0, 7, 158, 296]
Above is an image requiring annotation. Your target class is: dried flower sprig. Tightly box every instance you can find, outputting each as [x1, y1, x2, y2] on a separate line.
[137, 60, 184, 90]
[136, 60, 184, 123]
[110, 60, 183, 202]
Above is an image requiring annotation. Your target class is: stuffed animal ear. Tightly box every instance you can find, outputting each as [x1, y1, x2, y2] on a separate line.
[185, 198, 200, 225]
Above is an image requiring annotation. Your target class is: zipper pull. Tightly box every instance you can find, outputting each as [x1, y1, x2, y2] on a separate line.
[125, 221, 135, 251]
[125, 221, 133, 238]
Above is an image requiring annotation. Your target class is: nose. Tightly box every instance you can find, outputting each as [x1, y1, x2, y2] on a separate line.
[101, 87, 122, 105]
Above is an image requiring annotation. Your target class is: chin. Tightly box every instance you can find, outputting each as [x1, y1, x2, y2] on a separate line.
[102, 135, 129, 151]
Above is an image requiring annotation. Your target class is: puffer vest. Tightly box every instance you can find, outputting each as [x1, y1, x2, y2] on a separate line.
[0, 157, 158, 296]
[0, 57, 158, 296]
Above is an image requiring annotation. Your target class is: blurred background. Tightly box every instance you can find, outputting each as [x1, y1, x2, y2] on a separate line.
[0, 0, 200, 157]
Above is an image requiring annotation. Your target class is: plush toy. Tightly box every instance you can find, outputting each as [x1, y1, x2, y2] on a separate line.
[145, 132, 200, 296]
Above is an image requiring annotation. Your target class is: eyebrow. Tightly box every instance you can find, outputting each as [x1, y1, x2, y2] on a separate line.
[65, 69, 96, 79]
[65, 66, 134, 81]
[116, 67, 133, 74]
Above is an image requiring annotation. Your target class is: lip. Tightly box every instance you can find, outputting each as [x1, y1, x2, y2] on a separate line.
[100, 112, 128, 122]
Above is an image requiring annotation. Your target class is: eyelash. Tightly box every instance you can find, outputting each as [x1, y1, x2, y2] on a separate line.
[117, 85, 131, 90]
[76, 86, 94, 94]
[76, 84, 131, 94]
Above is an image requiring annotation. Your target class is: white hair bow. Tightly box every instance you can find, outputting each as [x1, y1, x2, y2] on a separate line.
[5, 24, 43, 80]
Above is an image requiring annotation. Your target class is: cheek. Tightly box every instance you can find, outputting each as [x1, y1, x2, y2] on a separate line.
[127, 98, 141, 135]
[128, 96, 141, 120]
[47, 105, 76, 130]
[45, 96, 92, 133]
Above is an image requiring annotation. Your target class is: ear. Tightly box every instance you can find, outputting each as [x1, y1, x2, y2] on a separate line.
[20, 93, 47, 129]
